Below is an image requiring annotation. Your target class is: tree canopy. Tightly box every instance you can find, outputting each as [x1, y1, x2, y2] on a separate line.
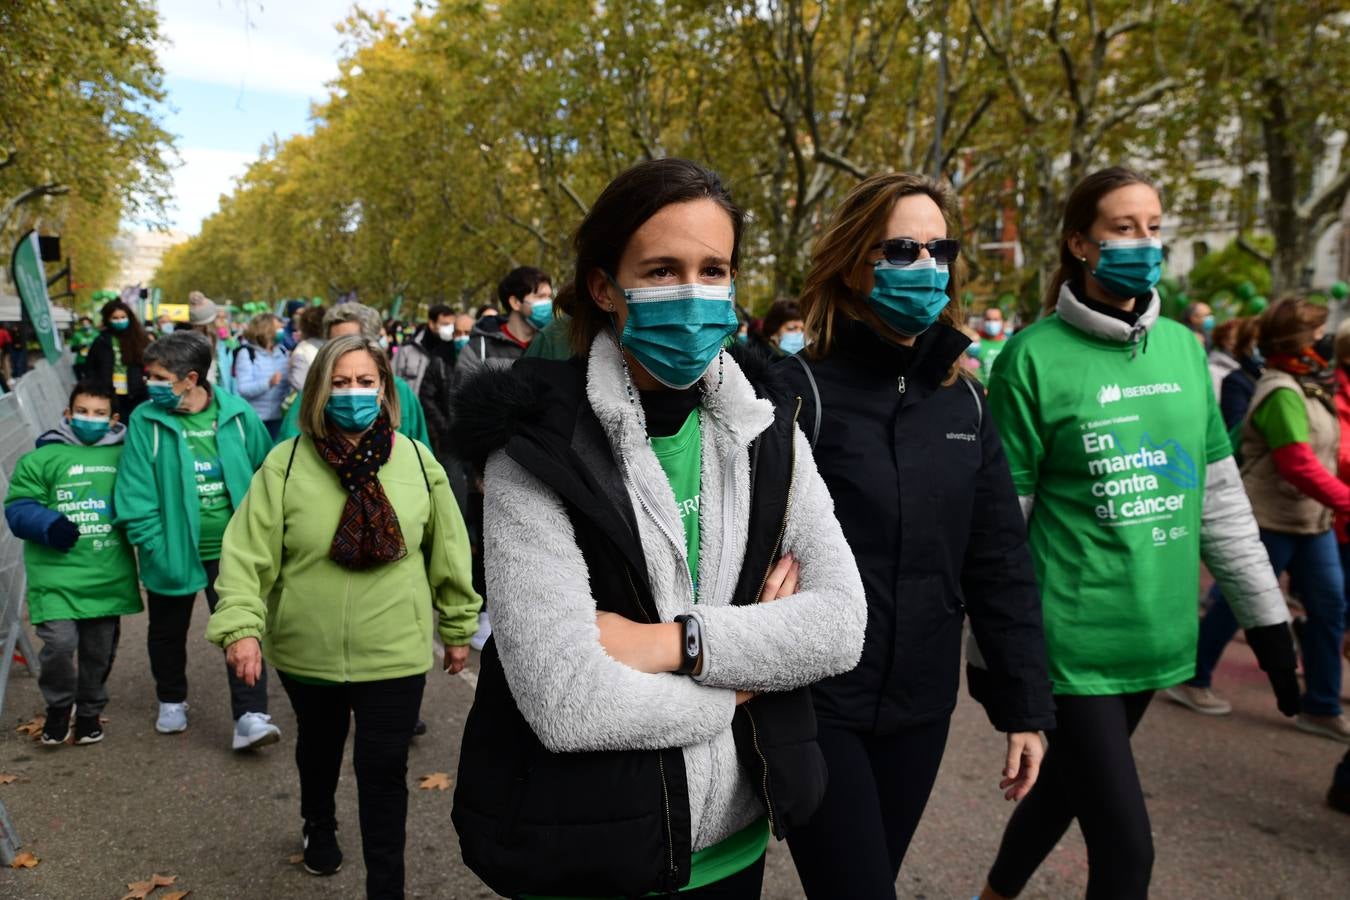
[1, 0, 174, 307]
[155, 0, 1349, 319]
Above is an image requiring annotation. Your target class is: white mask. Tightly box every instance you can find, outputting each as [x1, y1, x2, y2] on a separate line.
[437, 324, 456, 342]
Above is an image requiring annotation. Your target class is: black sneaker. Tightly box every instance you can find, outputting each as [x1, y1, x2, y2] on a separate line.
[1329, 783, 1350, 815]
[40, 706, 72, 746]
[412, 718, 427, 737]
[73, 715, 104, 745]
[302, 820, 342, 876]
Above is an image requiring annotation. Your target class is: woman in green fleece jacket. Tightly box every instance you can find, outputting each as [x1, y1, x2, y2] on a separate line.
[206, 334, 481, 899]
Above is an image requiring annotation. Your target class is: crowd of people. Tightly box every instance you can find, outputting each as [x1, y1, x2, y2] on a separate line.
[8, 157, 1350, 899]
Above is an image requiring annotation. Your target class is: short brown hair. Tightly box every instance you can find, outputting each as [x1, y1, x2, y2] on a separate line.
[798, 172, 967, 382]
[243, 313, 280, 348]
[299, 335, 401, 440]
[1258, 297, 1327, 358]
[760, 299, 803, 340]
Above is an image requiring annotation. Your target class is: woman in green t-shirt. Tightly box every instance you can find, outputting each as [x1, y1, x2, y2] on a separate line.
[979, 168, 1299, 900]
[114, 331, 275, 748]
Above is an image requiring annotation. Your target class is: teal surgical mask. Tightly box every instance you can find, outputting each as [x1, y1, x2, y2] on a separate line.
[146, 379, 181, 410]
[778, 331, 805, 355]
[1089, 237, 1163, 299]
[110, 319, 130, 332]
[326, 388, 381, 431]
[69, 414, 111, 445]
[867, 258, 951, 337]
[453, 335, 469, 352]
[527, 298, 553, 331]
[608, 276, 738, 389]
[983, 320, 1004, 338]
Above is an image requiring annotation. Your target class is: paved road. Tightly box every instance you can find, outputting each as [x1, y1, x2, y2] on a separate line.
[1, 604, 1347, 899]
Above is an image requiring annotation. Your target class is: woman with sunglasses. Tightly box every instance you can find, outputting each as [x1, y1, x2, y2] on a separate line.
[978, 167, 1297, 900]
[780, 173, 1054, 898]
[448, 158, 866, 898]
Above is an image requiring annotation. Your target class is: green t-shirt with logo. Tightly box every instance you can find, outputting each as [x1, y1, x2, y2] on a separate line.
[650, 409, 703, 592]
[4, 441, 141, 624]
[180, 398, 233, 561]
[978, 336, 1008, 383]
[988, 314, 1231, 695]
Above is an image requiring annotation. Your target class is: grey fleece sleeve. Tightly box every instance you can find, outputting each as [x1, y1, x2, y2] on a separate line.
[690, 428, 867, 692]
[483, 451, 737, 753]
[1200, 456, 1289, 629]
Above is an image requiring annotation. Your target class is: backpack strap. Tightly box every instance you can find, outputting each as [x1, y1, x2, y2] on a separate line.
[409, 436, 432, 493]
[789, 353, 822, 449]
[961, 374, 984, 431]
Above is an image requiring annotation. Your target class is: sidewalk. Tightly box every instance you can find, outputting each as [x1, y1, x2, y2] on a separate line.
[1, 602, 1347, 898]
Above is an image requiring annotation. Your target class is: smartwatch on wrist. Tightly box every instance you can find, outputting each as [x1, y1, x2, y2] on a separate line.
[673, 614, 702, 676]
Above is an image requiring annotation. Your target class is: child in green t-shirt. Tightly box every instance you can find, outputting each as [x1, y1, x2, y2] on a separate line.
[4, 383, 142, 746]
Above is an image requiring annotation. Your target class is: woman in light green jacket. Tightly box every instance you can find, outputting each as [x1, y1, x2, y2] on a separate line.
[206, 335, 481, 898]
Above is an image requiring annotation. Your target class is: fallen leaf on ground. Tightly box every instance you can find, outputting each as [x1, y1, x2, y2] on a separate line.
[419, 772, 452, 791]
[15, 716, 44, 738]
[121, 873, 178, 899]
[162, 892, 191, 900]
[9, 851, 38, 868]
[0, 774, 17, 784]
[287, 853, 303, 864]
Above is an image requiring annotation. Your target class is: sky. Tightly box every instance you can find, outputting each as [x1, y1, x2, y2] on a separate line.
[152, 0, 417, 235]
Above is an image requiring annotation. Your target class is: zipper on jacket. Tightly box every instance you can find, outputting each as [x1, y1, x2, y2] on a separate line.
[897, 376, 907, 395]
[656, 752, 677, 889]
[752, 397, 802, 603]
[744, 706, 777, 836]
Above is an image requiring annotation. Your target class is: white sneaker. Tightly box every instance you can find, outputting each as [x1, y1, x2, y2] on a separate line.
[156, 701, 189, 734]
[469, 611, 492, 651]
[233, 711, 281, 751]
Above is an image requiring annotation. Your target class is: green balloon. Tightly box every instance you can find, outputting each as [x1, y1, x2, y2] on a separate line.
[1236, 281, 1257, 301]
[1331, 281, 1349, 300]
[1248, 296, 1268, 314]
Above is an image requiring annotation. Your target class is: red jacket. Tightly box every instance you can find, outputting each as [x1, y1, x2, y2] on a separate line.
[1335, 368, 1350, 541]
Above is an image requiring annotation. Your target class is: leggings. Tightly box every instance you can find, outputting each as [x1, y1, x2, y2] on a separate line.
[987, 692, 1154, 900]
[786, 718, 951, 899]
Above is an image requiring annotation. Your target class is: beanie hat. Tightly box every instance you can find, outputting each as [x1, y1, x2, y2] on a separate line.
[188, 290, 219, 326]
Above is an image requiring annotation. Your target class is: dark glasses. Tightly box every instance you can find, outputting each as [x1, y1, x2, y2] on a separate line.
[871, 238, 961, 266]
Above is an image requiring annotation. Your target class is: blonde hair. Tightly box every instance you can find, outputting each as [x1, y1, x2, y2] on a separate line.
[243, 313, 280, 348]
[299, 335, 401, 440]
[799, 172, 967, 383]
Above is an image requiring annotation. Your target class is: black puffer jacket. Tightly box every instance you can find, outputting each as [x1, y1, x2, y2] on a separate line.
[780, 319, 1055, 735]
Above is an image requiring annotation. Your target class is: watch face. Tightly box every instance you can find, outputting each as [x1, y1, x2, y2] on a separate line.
[686, 630, 700, 658]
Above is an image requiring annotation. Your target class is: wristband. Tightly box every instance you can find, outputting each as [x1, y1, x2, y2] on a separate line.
[673, 614, 702, 676]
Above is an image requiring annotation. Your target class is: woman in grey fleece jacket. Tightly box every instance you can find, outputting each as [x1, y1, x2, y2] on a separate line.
[471, 158, 866, 897]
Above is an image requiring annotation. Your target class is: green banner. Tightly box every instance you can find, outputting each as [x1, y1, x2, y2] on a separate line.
[10, 231, 62, 363]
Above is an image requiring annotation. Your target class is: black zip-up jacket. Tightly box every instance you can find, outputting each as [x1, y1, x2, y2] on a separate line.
[780, 319, 1055, 734]
[449, 349, 825, 898]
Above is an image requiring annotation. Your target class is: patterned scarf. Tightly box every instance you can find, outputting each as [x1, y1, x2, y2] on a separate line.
[1268, 346, 1337, 414]
[315, 413, 407, 570]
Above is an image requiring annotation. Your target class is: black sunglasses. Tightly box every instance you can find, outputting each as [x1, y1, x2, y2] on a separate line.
[871, 237, 961, 266]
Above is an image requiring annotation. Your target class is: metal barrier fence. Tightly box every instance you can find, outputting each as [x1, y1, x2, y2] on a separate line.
[0, 357, 75, 864]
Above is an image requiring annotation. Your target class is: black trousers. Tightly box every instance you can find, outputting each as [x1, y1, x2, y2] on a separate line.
[145, 558, 269, 719]
[280, 671, 425, 900]
[987, 692, 1155, 900]
[786, 717, 951, 899]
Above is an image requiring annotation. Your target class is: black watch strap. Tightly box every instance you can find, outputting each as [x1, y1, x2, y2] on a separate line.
[673, 614, 702, 676]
